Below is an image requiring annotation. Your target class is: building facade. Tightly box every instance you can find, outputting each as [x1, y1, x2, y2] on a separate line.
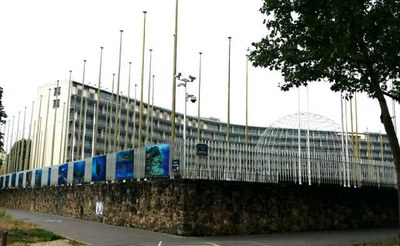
[4, 80, 394, 173]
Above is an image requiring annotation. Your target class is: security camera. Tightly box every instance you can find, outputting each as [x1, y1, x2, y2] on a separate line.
[175, 72, 182, 79]
[190, 96, 197, 103]
[189, 75, 196, 81]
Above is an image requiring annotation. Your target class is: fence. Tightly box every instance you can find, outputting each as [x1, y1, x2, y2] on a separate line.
[0, 139, 397, 189]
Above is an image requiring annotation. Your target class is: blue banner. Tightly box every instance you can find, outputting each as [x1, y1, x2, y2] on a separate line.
[73, 161, 85, 185]
[18, 173, 23, 187]
[35, 169, 42, 187]
[47, 167, 51, 186]
[58, 163, 68, 186]
[92, 155, 106, 182]
[115, 149, 134, 180]
[5, 175, 9, 188]
[11, 173, 16, 187]
[145, 144, 170, 177]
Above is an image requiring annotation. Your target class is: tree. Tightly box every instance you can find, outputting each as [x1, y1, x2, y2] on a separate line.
[250, 0, 400, 234]
[0, 87, 7, 153]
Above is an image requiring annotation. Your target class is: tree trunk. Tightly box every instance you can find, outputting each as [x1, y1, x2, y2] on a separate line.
[375, 92, 400, 238]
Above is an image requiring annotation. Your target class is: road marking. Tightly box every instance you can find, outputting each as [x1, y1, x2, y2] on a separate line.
[206, 243, 220, 246]
[45, 219, 62, 223]
[158, 241, 162, 246]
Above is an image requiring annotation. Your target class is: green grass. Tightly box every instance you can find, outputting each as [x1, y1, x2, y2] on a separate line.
[0, 209, 11, 219]
[7, 228, 63, 244]
[354, 239, 400, 246]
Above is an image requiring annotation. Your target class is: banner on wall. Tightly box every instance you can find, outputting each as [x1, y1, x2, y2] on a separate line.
[5, 175, 9, 188]
[47, 167, 51, 186]
[115, 149, 134, 180]
[26, 171, 32, 187]
[145, 144, 170, 178]
[18, 173, 23, 187]
[0, 176, 3, 189]
[35, 169, 42, 187]
[92, 155, 106, 182]
[11, 173, 16, 187]
[73, 161, 85, 185]
[58, 163, 68, 186]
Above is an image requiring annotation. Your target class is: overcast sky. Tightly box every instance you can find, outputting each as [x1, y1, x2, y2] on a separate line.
[0, 0, 392, 137]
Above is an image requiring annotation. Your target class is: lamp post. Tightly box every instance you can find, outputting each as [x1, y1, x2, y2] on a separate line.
[176, 73, 196, 177]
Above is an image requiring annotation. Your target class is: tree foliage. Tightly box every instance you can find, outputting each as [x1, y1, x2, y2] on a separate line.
[250, 0, 400, 99]
[0, 87, 7, 153]
[250, 0, 400, 235]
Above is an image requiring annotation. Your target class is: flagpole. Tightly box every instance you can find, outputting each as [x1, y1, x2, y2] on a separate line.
[146, 49, 153, 145]
[33, 96, 42, 168]
[13, 111, 21, 172]
[227, 37, 231, 143]
[5, 119, 10, 154]
[93, 47, 104, 157]
[124, 62, 132, 149]
[77, 60, 87, 160]
[138, 11, 147, 147]
[108, 73, 115, 153]
[340, 93, 346, 187]
[82, 95, 88, 159]
[59, 102, 66, 164]
[197, 52, 202, 144]
[150, 75, 155, 143]
[132, 84, 137, 147]
[25, 101, 34, 170]
[115, 30, 123, 152]
[50, 80, 60, 165]
[7, 116, 15, 173]
[41, 88, 51, 167]
[18, 106, 26, 171]
[171, 0, 179, 146]
[297, 88, 301, 184]
[103, 101, 109, 154]
[64, 70, 72, 162]
[344, 98, 350, 187]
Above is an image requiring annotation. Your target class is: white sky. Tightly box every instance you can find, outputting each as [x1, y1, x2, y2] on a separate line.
[0, 0, 392, 135]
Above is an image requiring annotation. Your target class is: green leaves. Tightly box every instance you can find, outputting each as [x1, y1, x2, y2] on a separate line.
[250, 0, 400, 100]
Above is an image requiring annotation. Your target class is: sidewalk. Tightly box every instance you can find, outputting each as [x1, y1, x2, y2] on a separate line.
[3, 208, 398, 246]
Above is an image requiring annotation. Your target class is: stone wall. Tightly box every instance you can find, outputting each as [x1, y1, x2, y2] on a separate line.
[0, 179, 397, 236]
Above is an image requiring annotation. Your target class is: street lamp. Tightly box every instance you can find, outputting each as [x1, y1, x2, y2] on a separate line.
[176, 73, 196, 177]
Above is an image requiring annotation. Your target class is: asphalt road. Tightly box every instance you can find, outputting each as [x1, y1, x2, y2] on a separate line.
[2, 208, 397, 246]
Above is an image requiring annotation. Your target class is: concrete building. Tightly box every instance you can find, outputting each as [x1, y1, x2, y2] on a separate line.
[4, 80, 394, 172]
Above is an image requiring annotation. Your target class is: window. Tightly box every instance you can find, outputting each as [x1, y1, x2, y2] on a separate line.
[53, 99, 60, 108]
[54, 87, 61, 96]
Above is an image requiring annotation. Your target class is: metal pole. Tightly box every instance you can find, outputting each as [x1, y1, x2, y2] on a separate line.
[59, 102, 65, 164]
[41, 89, 51, 167]
[298, 88, 301, 184]
[7, 116, 14, 173]
[171, 0, 179, 146]
[138, 11, 147, 147]
[124, 62, 132, 149]
[340, 93, 346, 186]
[33, 96, 43, 168]
[108, 74, 115, 153]
[19, 106, 26, 171]
[184, 87, 187, 177]
[14, 111, 21, 172]
[63, 70, 72, 162]
[344, 98, 350, 187]
[132, 84, 137, 148]
[50, 80, 59, 165]
[146, 49, 153, 145]
[25, 101, 34, 170]
[93, 47, 104, 156]
[306, 87, 311, 185]
[227, 37, 231, 143]
[197, 52, 202, 144]
[150, 75, 155, 144]
[245, 52, 248, 147]
[77, 60, 87, 159]
[115, 31, 123, 152]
